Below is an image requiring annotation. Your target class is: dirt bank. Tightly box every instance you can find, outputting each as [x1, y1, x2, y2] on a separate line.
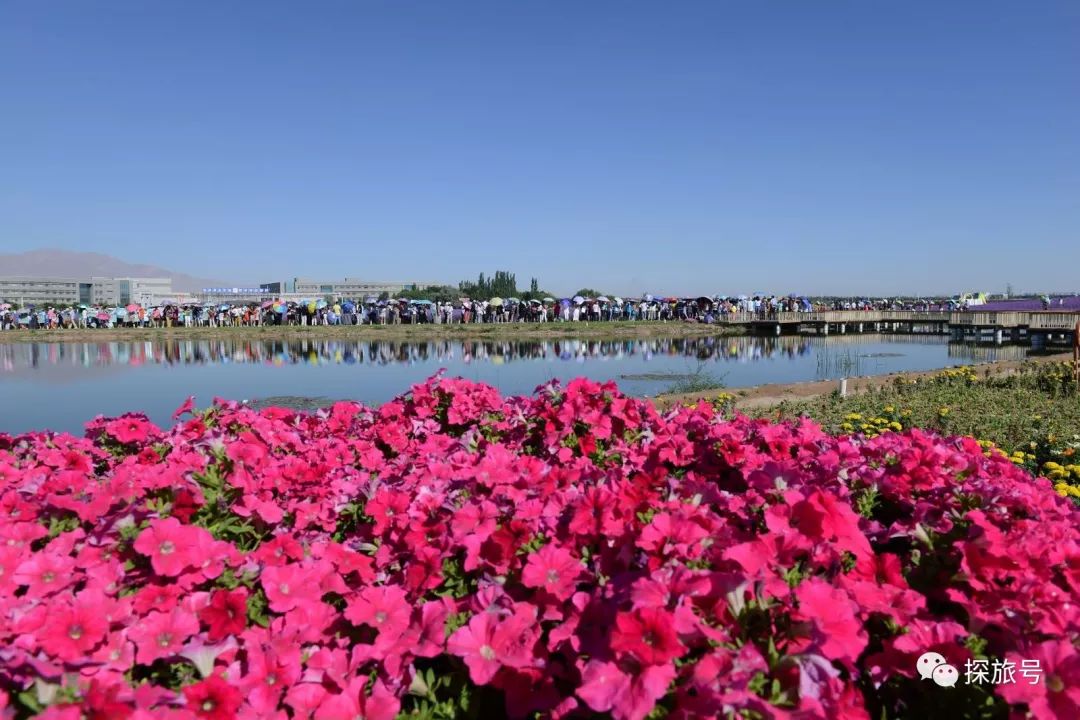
[0, 321, 739, 345]
[654, 351, 1073, 410]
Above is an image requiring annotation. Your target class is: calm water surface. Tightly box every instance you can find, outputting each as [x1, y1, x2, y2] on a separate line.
[0, 334, 1031, 434]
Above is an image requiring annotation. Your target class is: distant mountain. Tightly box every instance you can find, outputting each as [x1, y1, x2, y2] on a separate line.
[0, 249, 246, 293]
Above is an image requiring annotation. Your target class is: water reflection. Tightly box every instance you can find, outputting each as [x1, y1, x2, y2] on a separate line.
[1, 335, 817, 372]
[1, 333, 1024, 434]
[0, 333, 1028, 375]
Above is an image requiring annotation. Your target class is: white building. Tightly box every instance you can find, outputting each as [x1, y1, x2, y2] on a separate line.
[288, 277, 438, 298]
[0, 276, 174, 307]
[90, 277, 174, 306]
[0, 277, 82, 306]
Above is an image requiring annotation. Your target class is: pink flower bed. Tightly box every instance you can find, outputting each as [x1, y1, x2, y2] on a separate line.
[1, 377, 1078, 719]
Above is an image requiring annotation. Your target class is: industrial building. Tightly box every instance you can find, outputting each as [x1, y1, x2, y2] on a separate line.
[0, 276, 176, 307]
[90, 277, 176, 306]
[274, 277, 437, 298]
[0, 277, 82, 306]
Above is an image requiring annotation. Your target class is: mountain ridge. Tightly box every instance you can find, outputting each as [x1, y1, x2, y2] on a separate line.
[0, 249, 248, 293]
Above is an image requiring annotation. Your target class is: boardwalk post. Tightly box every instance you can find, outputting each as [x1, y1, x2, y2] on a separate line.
[1074, 320, 1079, 386]
[840, 378, 848, 397]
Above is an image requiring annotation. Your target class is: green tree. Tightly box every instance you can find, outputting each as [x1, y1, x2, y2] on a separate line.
[396, 285, 459, 303]
[574, 288, 605, 298]
[458, 270, 520, 300]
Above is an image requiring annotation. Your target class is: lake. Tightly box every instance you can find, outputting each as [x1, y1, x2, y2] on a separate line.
[0, 334, 1032, 434]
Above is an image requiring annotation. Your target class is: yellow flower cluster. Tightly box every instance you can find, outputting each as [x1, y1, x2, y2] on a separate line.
[1044, 461, 1080, 482]
[689, 392, 735, 412]
[1055, 482, 1080, 499]
[933, 367, 980, 384]
[839, 412, 904, 438]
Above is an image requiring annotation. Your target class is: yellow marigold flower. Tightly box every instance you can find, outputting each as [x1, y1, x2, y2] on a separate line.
[884, 405, 895, 413]
[845, 413, 863, 421]
[888, 422, 903, 432]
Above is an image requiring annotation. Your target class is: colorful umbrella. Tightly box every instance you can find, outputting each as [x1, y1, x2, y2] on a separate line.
[489, 297, 504, 307]
[126, 303, 140, 313]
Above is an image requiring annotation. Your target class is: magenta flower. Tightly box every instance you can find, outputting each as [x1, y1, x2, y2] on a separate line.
[132, 517, 202, 577]
[128, 608, 200, 664]
[521, 543, 585, 601]
[447, 605, 540, 684]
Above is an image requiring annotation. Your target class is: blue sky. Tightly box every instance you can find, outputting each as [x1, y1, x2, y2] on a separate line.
[1, 1, 1078, 296]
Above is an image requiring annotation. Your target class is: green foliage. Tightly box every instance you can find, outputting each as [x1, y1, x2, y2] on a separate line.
[458, 270, 519, 301]
[396, 285, 460, 303]
[190, 455, 270, 550]
[247, 587, 272, 628]
[436, 558, 472, 600]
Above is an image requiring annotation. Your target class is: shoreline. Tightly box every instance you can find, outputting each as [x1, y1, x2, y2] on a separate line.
[0, 321, 740, 344]
[654, 351, 1074, 410]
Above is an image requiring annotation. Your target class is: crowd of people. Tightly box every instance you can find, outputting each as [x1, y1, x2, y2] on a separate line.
[0, 294, 976, 331]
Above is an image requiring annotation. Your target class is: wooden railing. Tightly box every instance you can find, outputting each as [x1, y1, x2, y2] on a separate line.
[1028, 313, 1080, 330]
[713, 309, 1080, 329]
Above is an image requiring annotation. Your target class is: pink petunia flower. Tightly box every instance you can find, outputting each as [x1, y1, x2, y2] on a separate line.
[521, 543, 585, 601]
[128, 608, 200, 664]
[132, 517, 201, 577]
[447, 604, 540, 684]
[610, 607, 684, 666]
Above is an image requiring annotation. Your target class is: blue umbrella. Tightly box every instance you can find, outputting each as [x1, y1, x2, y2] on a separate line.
[341, 301, 356, 313]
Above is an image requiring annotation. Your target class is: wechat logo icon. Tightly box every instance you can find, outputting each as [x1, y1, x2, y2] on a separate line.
[917, 651, 959, 688]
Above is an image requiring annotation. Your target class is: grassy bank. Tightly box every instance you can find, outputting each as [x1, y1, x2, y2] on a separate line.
[0, 320, 740, 344]
[738, 362, 1080, 494]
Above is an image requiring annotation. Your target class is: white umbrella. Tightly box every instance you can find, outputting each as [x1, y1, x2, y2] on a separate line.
[596, 296, 610, 303]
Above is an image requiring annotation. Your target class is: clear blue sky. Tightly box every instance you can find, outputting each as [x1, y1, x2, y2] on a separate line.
[2, 1, 1078, 296]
